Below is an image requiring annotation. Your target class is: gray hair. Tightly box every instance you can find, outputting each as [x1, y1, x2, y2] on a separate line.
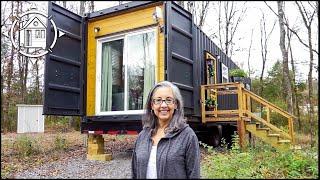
[142, 81, 186, 135]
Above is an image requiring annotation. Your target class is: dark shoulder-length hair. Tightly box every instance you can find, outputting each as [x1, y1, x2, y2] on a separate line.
[142, 81, 186, 135]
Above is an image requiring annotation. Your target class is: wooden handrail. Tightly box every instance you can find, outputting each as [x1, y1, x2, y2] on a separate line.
[200, 82, 295, 144]
[246, 110, 292, 140]
[242, 88, 296, 119]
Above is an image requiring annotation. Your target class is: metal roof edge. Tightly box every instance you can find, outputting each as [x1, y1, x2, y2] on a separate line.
[86, 1, 162, 19]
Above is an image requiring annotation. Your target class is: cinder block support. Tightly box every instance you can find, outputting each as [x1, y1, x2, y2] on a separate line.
[87, 134, 112, 161]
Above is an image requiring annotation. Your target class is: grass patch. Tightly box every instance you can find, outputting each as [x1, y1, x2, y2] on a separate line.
[54, 133, 69, 151]
[201, 134, 318, 179]
[13, 135, 42, 157]
[1, 132, 85, 179]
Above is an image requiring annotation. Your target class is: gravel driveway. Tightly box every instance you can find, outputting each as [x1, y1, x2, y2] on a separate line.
[14, 151, 133, 179]
[11, 134, 207, 179]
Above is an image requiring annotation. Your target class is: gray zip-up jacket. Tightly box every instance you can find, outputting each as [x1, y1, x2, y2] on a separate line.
[131, 123, 200, 179]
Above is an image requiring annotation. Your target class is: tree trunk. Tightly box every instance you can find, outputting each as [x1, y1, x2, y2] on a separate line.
[294, 1, 317, 147]
[247, 29, 253, 79]
[287, 29, 301, 131]
[89, 1, 94, 13]
[35, 58, 41, 104]
[79, 1, 85, 16]
[176, 1, 184, 8]
[277, 1, 293, 114]
[307, 27, 315, 147]
[3, 1, 15, 133]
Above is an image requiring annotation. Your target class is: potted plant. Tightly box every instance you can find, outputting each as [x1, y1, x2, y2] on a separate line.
[205, 96, 217, 111]
[229, 68, 247, 83]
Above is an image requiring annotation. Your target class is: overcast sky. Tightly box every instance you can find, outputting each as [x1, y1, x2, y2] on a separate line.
[2, 1, 318, 82]
[89, 1, 320, 82]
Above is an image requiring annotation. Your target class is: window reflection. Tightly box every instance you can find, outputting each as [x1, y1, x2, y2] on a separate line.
[127, 32, 155, 110]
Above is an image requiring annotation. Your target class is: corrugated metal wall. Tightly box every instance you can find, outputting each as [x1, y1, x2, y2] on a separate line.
[166, 1, 251, 120]
[165, 2, 195, 116]
[194, 25, 239, 112]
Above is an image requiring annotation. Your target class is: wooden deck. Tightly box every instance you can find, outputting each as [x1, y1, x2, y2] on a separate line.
[200, 82, 296, 150]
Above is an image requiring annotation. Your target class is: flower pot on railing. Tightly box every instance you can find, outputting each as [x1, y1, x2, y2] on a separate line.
[229, 68, 247, 83]
[205, 98, 217, 111]
[232, 76, 245, 83]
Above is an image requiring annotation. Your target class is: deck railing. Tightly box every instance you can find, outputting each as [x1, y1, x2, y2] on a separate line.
[200, 82, 296, 144]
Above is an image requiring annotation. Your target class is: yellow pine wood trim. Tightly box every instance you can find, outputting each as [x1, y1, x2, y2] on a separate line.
[217, 90, 238, 95]
[201, 86, 206, 123]
[206, 110, 238, 115]
[202, 82, 238, 89]
[288, 117, 295, 144]
[205, 117, 238, 122]
[86, 4, 165, 115]
[242, 88, 296, 119]
[266, 107, 270, 123]
[237, 83, 243, 117]
[246, 110, 292, 140]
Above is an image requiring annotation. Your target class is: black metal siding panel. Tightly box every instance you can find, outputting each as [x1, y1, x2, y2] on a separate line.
[168, 1, 250, 117]
[43, 2, 84, 116]
[194, 27, 243, 111]
[165, 2, 195, 115]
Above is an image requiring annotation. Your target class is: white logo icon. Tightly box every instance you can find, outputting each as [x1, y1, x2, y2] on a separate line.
[10, 10, 62, 58]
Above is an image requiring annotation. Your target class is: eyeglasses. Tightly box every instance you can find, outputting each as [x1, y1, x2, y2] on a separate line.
[152, 98, 175, 105]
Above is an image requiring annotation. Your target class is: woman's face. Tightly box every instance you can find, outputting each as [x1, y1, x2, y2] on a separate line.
[151, 87, 177, 124]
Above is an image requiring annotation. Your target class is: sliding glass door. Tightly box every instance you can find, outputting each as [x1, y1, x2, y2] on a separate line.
[96, 28, 156, 115]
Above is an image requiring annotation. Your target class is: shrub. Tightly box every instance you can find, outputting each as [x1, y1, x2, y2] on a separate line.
[229, 68, 248, 77]
[54, 134, 68, 150]
[13, 135, 41, 157]
[201, 138, 318, 179]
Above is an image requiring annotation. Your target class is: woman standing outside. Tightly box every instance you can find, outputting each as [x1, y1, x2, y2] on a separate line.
[132, 81, 200, 179]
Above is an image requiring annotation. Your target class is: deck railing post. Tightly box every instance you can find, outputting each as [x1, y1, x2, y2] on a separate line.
[237, 83, 246, 149]
[201, 85, 205, 123]
[288, 117, 295, 144]
[266, 106, 270, 123]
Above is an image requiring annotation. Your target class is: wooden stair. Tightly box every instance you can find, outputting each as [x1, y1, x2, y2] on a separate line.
[245, 122, 291, 151]
[201, 82, 296, 151]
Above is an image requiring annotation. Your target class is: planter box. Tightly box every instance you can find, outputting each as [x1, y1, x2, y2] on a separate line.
[232, 76, 244, 83]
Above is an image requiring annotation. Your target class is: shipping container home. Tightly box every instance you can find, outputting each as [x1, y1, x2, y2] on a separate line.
[43, 1, 295, 159]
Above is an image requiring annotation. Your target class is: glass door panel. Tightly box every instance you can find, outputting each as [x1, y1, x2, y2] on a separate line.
[100, 39, 124, 111]
[126, 31, 156, 110]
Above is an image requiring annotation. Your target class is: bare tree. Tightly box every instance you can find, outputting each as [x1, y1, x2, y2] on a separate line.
[0, 1, 12, 30]
[265, 2, 318, 55]
[3, 1, 16, 133]
[287, 28, 302, 131]
[62, 1, 66, 8]
[215, 1, 247, 59]
[259, 11, 277, 97]
[176, 1, 184, 8]
[277, 1, 293, 114]
[196, 1, 210, 29]
[247, 28, 254, 79]
[89, 1, 94, 13]
[182, 1, 210, 29]
[295, 1, 317, 147]
[79, 1, 85, 16]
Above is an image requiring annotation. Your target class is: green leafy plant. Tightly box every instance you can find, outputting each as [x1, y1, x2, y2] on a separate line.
[205, 97, 217, 108]
[13, 135, 41, 157]
[54, 134, 68, 150]
[208, 64, 215, 77]
[229, 68, 248, 77]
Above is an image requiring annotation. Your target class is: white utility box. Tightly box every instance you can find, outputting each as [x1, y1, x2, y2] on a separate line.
[16, 104, 44, 133]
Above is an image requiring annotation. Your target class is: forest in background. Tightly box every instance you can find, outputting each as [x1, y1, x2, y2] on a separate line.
[1, 1, 318, 146]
